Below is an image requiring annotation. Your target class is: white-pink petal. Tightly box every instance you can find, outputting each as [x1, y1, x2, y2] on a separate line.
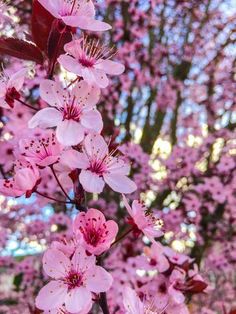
[103, 173, 137, 194]
[35, 280, 67, 311]
[91, 68, 109, 88]
[81, 109, 103, 133]
[40, 80, 67, 108]
[8, 68, 27, 90]
[28, 108, 62, 129]
[43, 248, 71, 279]
[86, 266, 113, 293]
[60, 150, 89, 170]
[123, 286, 144, 314]
[79, 170, 105, 193]
[64, 287, 92, 314]
[62, 16, 111, 32]
[71, 246, 96, 273]
[71, 81, 100, 108]
[84, 133, 108, 159]
[95, 59, 125, 76]
[37, 0, 60, 18]
[58, 55, 83, 76]
[56, 120, 85, 146]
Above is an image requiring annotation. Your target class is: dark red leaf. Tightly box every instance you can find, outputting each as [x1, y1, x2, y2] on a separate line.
[229, 310, 236, 314]
[0, 37, 44, 64]
[31, 0, 55, 52]
[187, 280, 208, 293]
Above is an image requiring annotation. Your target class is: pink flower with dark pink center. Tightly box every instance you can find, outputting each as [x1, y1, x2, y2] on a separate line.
[123, 195, 163, 243]
[163, 247, 191, 266]
[19, 132, 62, 167]
[35, 246, 113, 313]
[38, 0, 111, 31]
[62, 133, 137, 194]
[0, 68, 27, 109]
[144, 243, 170, 273]
[58, 37, 125, 88]
[73, 208, 118, 255]
[0, 160, 40, 197]
[28, 80, 102, 146]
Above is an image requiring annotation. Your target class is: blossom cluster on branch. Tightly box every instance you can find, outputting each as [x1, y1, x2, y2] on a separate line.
[0, 0, 235, 314]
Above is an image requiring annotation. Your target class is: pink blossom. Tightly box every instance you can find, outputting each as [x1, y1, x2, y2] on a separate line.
[62, 133, 137, 193]
[0, 68, 27, 108]
[163, 247, 191, 266]
[73, 208, 118, 255]
[58, 37, 125, 88]
[123, 195, 163, 242]
[19, 132, 62, 167]
[36, 246, 113, 313]
[38, 0, 111, 31]
[168, 268, 186, 304]
[28, 80, 102, 146]
[123, 286, 144, 314]
[144, 243, 170, 273]
[0, 160, 40, 197]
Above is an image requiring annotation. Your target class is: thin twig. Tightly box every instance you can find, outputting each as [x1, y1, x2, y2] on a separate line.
[16, 98, 39, 111]
[50, 165, 73, 201]
[35, 191, 73, 204]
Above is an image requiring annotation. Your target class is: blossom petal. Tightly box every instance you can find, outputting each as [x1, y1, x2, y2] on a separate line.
[71, 246, 96, 273]
[123, 286, 144, 314]
[122, 195, 134, 217]
[71, 81, 100, 108]
[62, 16, 111, 31]
[64, 287, 92, 314]
[28, 108, 62, 129]
[95, 60, 125, 76]
[87, 266, 113, 293]
[43, 248, 71, 279]
[40, 80, 67, 108]
[79, 170, 105, 193]
[105, 220, 119, 241]
[8, 68, 27, 90]
[107, 157, 130, 175]
[168, 285, 185, 304]
[92, 69, 109, 88]
[56, 120, 85, 146]
[60, 150, 89, 170]
[81, 109, 103, 133]
[14, 168, 38, 191]
[103, 173, 137, 194]
[58, 55, 83, 76]
[37, 0, 60, 18]
[84, 133, 108, 158]
[35, 280, 67, 311]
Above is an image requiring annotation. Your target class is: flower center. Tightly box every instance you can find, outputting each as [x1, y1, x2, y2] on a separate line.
[84, 228, 102, 246]
[89, 159, 107, 175]
[62, 104, 82, 121]
[158, 282, 167, 294]
[78, 57, 95, 68]
[66, 272, 83, 289]
[22, 135, 57, 163]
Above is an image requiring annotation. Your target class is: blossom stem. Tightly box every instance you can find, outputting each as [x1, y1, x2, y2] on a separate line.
[111, 227, 133, 247]
[35, 191, 73, 204]
[50, 165, 73, 202]
[65, 77, 79, 89]
[98, 292, 110, 314]
[48, 21, 65, 79]
[16, 98, 38, 111]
